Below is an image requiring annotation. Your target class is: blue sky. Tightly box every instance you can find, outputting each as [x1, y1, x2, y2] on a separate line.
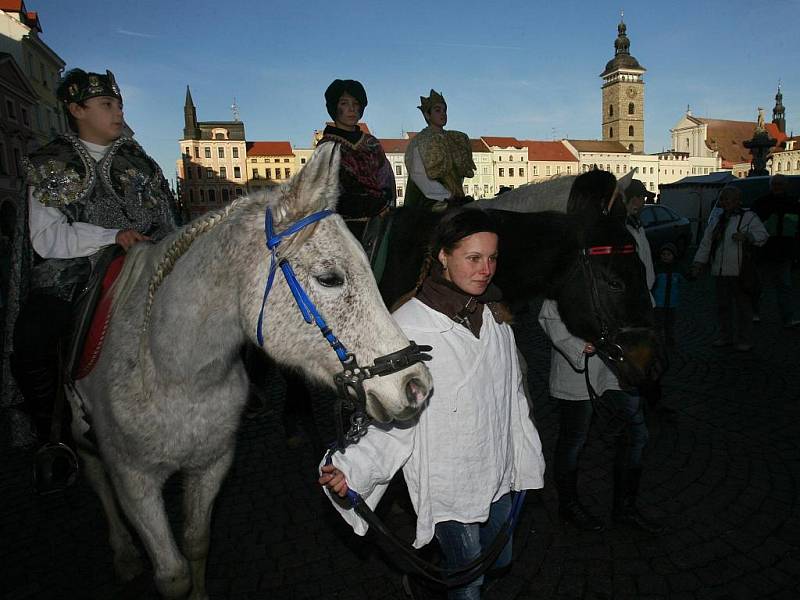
[31, 0, 800, 186]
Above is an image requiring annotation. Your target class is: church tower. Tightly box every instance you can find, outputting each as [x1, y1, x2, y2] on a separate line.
[183, 85, 200, 140]
[601, 14, 646, 153]
[772, 81, 786, 134]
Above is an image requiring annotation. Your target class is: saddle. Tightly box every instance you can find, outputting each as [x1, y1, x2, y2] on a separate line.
[68, 245, 126, 380]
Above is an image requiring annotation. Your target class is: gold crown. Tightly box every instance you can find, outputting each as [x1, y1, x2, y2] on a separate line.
[418, 89, 446, 114]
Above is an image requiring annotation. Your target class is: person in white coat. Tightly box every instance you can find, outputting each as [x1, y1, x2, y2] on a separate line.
[622, 178, 656, 305]
[319, 209, 545, 600]
[691, 186, 768, 351]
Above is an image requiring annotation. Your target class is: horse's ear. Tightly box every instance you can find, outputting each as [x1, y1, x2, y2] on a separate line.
[275, 142, 340, 223]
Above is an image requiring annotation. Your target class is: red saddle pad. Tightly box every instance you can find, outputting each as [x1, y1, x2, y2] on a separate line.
[74, 255, 126, 380]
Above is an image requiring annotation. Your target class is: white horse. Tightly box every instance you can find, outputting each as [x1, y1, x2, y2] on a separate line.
[68, 143, 432, 599]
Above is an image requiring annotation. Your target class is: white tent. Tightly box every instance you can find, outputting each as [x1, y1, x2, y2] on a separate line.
[659, 172, 737, 243]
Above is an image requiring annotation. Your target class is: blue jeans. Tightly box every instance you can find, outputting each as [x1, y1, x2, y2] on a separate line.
[433, 493, 513, 600]
[554, 390, 649, 476]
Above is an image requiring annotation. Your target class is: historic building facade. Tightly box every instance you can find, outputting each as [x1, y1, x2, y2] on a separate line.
[601, 16, 645, 154]
[246, 141, 294, 192]
[177, 87, 247, 219]
[481, 136, 528, 191]
[0, 2, 65, 147]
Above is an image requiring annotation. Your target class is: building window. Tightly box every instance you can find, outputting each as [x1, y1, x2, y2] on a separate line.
[628, 144, 634, 152]
[397, 187, 404, 197]
[188, 189, 194, 204]
[199, 189, 205, 202]
[567, 165, 572, 174]
[220, 166, 227, 178]
[508, 155, 513, 161]
[21, 107, 29, 126]
[615, 164, 620, 174]
[649, 182, 654, 189]
[218, 147, 225, 159]
[483, 184, 489, 195]
[204, 147, 211, 158]
[235, 187, 243, 196]
[222, 189, 230, 203]
[396, 165, 402, 176]
[284, 168, 291, 178]
[650, 167, 654, 174]
[252, 168, 259, 179]
[275, 169, 281, 180]
[232, 147, 239, 158]
[546, 166, 551, 175]
[265, 168, 271, 179]
[186, 166, 191, 180]
[214, 133, 224, 140]
[796, 160, 800, 170]
[5, 99, 16, 120]
[194, 147, 199, 158]
[208, 189, 216, 203]
[463, 185, 469, 195]
[498, 168, 504, 177]
[206, 167, 213, 178]
[777, 162, 782, 172]
[609, 104, 614, 116]
[609, 127, 613, 137]
[301, 158, 307, 164]
[234, 166, 241, 178]
[628, 102, 635, 115]
[519, 168, 525, 177]
[628, 125, 634, 137]
[482, 166, 488, 174]
[0, 142, 6, 174]
[533, 165, 538, 175]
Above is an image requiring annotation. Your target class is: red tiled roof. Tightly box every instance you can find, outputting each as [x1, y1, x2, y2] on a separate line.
[246, 141, 294, 157]
[325, 121, 371, 135]
[379, 138, 409, 153]
[566, 139, 630, 153]
[470, 139, 490, 152]
[519, 140, 578, 162]
[481, 136, 523, 149]
[692, 117, 788, 165]
[0, 1, 24, 11]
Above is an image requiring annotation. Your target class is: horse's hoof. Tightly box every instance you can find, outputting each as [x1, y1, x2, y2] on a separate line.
[114, 548, 145, 582]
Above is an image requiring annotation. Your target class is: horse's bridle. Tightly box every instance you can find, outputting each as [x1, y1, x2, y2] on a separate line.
[257, 207, 431, 449]
[577, 243, 636, 368]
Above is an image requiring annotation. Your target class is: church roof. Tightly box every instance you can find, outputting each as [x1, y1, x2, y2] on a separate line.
[520, 140, 578, 162]
[689, 116, 787, 167]
[246, 141, 294, 156]
[567, 139, 629, 153]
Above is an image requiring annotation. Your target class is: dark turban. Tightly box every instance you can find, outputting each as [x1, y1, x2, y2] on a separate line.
[324, 79, 368, 121]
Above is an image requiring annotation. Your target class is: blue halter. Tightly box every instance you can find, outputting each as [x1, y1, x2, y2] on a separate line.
[256, 207, 350, 362]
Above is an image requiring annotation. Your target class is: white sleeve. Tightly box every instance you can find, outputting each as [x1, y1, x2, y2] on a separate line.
[537, 299, 587, 371]
[693, 220, 715, 265]
[28, 187, 120, 258]
[407, 146, 450, 201]
[745, 212, 769, 247]
[319, 419, 417, 537]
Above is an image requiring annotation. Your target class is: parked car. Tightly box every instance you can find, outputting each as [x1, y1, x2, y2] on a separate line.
[639, 204, 692, 257]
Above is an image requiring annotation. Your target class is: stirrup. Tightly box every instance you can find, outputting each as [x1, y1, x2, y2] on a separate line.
[33, 441, 79, 495]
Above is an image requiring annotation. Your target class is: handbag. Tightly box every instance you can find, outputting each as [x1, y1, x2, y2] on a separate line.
[737, 214, 759, 294]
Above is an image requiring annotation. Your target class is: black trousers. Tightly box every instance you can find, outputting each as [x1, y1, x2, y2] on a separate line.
[11, 292, 74, 431]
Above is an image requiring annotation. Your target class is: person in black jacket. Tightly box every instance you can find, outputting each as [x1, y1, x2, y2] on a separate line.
[753, 174, 800, 328]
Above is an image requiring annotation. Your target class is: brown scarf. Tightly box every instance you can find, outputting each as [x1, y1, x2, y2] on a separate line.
[415, 262, 508, 338]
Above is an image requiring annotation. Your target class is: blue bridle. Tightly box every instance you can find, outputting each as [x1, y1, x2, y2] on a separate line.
[255, 206, 431, 448]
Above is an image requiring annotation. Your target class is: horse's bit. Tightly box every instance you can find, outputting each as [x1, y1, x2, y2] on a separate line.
[257, 207, 431, 450]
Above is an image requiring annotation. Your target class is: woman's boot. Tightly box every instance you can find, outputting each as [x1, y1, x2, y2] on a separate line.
[556, 471, 604, 531]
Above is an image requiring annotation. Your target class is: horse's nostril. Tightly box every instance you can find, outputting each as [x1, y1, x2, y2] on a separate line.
[405, 377, 428, 405]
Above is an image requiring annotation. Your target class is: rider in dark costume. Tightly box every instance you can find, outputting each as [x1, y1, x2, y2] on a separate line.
[12, 68, 177, 441]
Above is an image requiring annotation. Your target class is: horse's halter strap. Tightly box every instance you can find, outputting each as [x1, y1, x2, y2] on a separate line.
[257, 207, 431, 449]
[579, 243, 636, 366]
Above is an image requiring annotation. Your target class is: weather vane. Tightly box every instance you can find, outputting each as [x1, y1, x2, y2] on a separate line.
[231, 97, 240, 122]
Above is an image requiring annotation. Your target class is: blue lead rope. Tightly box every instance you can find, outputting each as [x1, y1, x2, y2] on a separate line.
[256, 207, 348, 362]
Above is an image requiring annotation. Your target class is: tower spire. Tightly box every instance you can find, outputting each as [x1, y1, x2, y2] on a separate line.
[183, 85, 200, 140]
[772, 79, 786, 133]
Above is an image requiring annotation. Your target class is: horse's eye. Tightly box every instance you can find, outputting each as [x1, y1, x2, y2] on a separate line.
[607, 279, 624, 292]
[315, 272, 344, 288]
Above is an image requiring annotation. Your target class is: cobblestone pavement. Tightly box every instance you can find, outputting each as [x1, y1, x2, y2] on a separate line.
[2, 274, 800, 600]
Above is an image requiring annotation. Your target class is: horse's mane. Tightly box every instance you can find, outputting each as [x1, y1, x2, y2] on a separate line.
[474, 174, 577, 213]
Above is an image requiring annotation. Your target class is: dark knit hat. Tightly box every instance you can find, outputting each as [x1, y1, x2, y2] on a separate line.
[324, 79, 367, 121]
[57, 69, 122, 105]
[624, 178, 653, 202]
[659, 242, 678, 258]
